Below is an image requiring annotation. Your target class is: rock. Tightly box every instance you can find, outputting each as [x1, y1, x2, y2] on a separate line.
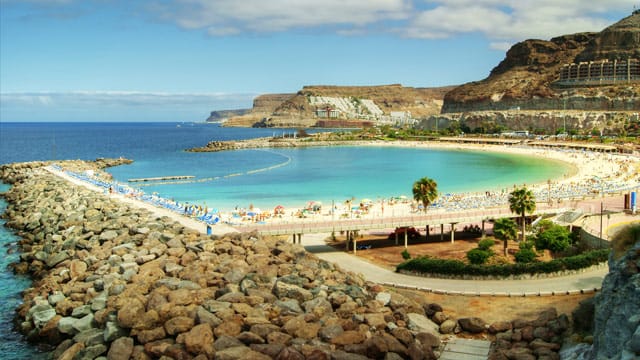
[214, 335, 244, 351]
[273, 281, 313, 303]
[103, 321, 126, 342]
[439, 319, 457, 334]
[107, 337, 134, 360]
[72, 314, 95, 333]
[237, 331, 265, 345]
[489, 321, 513, 334]
[74, 328, 104, 346]
[46, 251, 70, 268]
[415, 332, 440, 348]
[48, 292, 66, 306]
[32, 308, 57, 328]
[375, 292, 391, 306]
[330, 330, 366, 345]
[57, 342, 85, 360]
[215, 345, 271, 360]
[406, 313, 440, 336]
[319, 324, 344, 342]
[72, 305, 93, 318]
[283, 315, 321, 339]
[431, 311, 447, 325]
[364, 313, 386, 330]
[195, 306, 223, 328]
[184, 324, 214, 356]
[250, 343, 285, 358]
[117, 298, 145, 328]
[100, 230, 119, 242]
[458, 317, 487, 333]
[164, 316, 195, 335]
[136, 327, 166, 344]
[58, 317, 77, 335]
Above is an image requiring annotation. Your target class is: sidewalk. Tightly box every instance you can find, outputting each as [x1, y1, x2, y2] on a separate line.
[302, 233, 608, 296]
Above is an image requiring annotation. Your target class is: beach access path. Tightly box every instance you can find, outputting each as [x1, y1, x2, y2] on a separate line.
[46, 165, 616, 296]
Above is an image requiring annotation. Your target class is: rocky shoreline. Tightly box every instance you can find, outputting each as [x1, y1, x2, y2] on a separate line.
[0, 160, 595, 359]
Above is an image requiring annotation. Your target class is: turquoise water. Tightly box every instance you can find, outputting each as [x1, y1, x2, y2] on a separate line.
[108, 145, 568, 211]
[0, 184, 50, 359]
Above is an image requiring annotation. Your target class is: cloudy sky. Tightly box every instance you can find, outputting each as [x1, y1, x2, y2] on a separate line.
[0, 0, 634, 121]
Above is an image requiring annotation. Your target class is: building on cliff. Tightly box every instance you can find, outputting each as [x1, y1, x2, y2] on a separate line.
[556, 58, 640, 86]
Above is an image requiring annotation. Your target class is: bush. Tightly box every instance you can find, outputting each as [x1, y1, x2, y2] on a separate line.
[467, 248, 492, 265]
[396, 249, 610, 277]
[401, 249, 411, 260]
[478, 239, 495, 251]
[536, 224, 571, 252]
[515, 248, 537, 263]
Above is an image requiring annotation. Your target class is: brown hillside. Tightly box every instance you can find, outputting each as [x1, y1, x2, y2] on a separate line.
[225, 84, 455, 127]
[442, 12, 640, 113]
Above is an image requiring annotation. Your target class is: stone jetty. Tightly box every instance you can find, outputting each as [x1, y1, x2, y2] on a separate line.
[0, 160, 573, 359]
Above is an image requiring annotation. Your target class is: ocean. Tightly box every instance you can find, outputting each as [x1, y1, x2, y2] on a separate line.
[0, 121, 569, 357]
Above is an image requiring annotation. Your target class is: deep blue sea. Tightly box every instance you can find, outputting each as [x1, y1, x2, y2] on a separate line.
[0, 121, 569, 357]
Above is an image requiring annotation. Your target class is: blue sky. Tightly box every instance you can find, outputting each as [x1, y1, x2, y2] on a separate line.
[0, 0, 635, 122]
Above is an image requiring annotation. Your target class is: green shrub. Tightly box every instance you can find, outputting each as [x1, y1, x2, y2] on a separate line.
[401, 249, 411, 260]
[535, 224, 571, 252]
[466, 248, 492, 265]
[396, 249, 610, 277]
[514, 248, 537, 263]
[478, 239, 495, 251]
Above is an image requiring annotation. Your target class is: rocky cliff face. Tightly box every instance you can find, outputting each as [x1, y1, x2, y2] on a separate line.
[417, 110, 637, 135]
[223, 85, 453, 127]
[588, 238, 640, 359]
[205, 109, 250, 123]
[442, 13, 640, 113]
[576, 13, 640, 62]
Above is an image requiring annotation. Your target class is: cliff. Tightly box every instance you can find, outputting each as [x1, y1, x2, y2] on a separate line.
[442, 12, 640, 113]
[205, 109, 251, 123]
[589, 236, 640, 359]
[223, 85, 454, 127]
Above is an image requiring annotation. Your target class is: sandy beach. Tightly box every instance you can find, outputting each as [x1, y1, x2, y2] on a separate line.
[48, 140, 640, 238]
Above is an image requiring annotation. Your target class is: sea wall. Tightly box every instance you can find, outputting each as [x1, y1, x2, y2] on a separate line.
[417, 110, 637, 135]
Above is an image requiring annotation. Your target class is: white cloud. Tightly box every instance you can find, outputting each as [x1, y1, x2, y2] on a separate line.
[151, 0, 411, 33]
[405, 0, 632, 44]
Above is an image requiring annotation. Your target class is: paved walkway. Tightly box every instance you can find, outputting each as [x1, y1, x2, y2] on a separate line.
[302, 233, 608, 296]
[440, 338, 491, 360]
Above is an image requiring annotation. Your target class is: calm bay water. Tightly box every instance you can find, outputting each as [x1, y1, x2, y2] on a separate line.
[0, 121, 569, 357]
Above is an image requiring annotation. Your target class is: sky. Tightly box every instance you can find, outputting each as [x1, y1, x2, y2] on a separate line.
[0, 0, 635, 122]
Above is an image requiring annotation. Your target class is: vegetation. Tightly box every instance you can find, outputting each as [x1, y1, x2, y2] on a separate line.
[401, 249, 411, 260]
[534, 220, 572, 253]
[514, 241, 538, 263]
[466, 248, 493, 265]
[493, 217, 518, 256]
[412, 177, 438, 212]
[396, 249, 610, 277]
[508, 187, 536, 242]
[611, 222, 640, 259]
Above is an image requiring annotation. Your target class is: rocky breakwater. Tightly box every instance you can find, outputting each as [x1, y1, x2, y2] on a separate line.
[2, 160, 477, 359]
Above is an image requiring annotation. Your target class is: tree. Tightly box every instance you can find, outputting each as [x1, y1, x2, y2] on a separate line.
[493, 217, 518, 256]
[508, 187, 536, 242]
[412, 177, 438, 213]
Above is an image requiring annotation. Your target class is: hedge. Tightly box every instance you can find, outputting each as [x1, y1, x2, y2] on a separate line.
[396, 249, 610, 277]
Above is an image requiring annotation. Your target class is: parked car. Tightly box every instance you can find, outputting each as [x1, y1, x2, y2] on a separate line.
[388, 226, 420, 240]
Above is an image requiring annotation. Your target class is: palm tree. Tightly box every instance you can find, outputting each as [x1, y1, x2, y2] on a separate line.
[508, 187, 536, 242]
[493, 217, 518, 256]
[412, 177, 438, 213]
